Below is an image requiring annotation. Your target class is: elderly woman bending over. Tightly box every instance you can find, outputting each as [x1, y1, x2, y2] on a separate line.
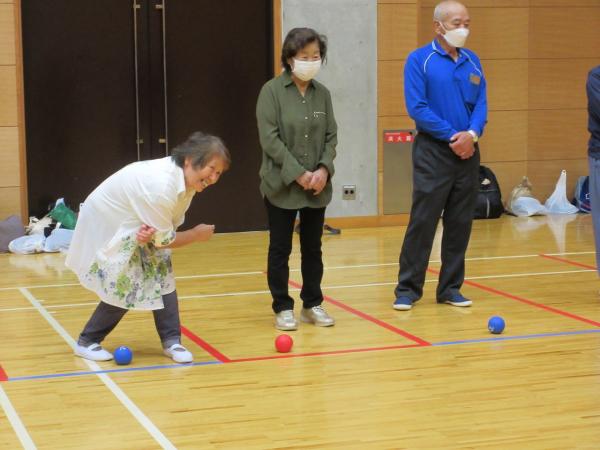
[66, 131, 230, 363]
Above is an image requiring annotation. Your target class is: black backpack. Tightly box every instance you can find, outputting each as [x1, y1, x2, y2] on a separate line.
[474, 165, 504, 219]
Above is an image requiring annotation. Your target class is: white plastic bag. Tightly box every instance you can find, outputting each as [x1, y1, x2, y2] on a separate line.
[506, 176, 533, 215]
[8, 234, 46, 254]
[506, 176, 549, 216]
[43, 228, 74, 253]
[544, 170, 579, 214]
[26, 215, 53, 235]
[511, 196, 548, 217]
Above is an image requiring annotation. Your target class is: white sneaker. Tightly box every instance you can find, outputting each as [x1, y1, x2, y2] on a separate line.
[163, 344, 193, 363]
[75, 343, 113, 361]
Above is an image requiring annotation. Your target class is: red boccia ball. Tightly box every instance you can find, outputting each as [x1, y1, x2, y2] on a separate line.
[275, 334, 293, 353]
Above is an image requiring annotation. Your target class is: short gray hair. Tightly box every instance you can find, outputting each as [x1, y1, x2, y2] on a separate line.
[171, 131, 231, 170]
[433, 1, 464, 21]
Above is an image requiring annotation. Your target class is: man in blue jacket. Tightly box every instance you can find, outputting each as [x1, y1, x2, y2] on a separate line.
[393, 1, 487, 311]
[587, 66, 600, 272]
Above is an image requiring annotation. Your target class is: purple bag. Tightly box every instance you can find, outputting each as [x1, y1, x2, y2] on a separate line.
[0, 215, 25, 253]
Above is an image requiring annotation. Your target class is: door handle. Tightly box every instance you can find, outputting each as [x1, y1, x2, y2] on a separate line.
[158, 0, 169, 155]
[133, 0, 142, 160]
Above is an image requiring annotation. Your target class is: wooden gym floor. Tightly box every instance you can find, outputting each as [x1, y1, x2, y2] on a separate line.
[1, 215, 600, 449]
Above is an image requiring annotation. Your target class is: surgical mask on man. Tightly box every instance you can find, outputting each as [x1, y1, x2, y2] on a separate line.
[292, 59, 321, 81]
[439, 22, 469, 48]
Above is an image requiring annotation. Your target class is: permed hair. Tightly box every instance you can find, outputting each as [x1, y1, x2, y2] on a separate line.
[171, 131, 231, 170]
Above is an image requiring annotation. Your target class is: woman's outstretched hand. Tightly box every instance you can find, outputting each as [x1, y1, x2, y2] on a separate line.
[193, 224, 215, 242]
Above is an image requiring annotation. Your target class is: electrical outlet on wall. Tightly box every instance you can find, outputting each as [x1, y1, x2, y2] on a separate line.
[342, 185, 356, 200]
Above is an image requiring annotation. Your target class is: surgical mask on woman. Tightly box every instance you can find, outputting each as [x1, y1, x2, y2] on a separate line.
[292, 59, 321, 81]
[439, 22, 469, 48]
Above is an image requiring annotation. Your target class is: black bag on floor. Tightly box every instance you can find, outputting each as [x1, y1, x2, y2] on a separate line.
[474, 165, 504, 219]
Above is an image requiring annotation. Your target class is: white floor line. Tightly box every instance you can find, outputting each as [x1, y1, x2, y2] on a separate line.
[320, 269, 594, 290]
[544, 251, 595, 256]
[179, 288, 292, 300]
[310, 251, 596, 271]
[0, 302, 98, 313]
[302, 254, 542, 272]
[0, 385, 36, 449]
[0, 250, 595, 292]
[46, 301, 97, 309]
[18, 288, 176, 450]
[180, 269, 594, 299]
[0, 283, 80, 292]
[0, 272, 265, 292]
[0, 306, 37, 312]
[176, 270, 263, 280]
[0, 268, 593, 310]
[464, 269, 594, 280]
[291, 262, 397, 272]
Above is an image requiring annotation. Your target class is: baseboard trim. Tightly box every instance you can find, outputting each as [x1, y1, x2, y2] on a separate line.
[323, 214, 409, 229]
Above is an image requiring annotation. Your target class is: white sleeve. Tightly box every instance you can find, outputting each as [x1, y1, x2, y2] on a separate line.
[128, 192, 177, 248]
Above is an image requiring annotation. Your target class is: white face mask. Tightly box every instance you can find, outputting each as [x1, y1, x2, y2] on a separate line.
[439, 22, 469, 48]
[292, 59, 321, 81]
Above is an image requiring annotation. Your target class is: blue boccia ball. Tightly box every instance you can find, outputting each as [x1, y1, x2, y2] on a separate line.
[488, 316, 505, 334]
[114, 346, 133, 365]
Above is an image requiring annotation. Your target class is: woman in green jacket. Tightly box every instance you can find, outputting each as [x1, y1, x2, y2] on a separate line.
[256, 27, 338, 331]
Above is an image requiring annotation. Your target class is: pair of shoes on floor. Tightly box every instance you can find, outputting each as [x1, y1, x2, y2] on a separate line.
[393, 294, 472, 310]
[75, 342, 193, 364]
[275, 306, 335, 330]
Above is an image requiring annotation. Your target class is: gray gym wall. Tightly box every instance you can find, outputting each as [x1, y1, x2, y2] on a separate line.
[281, 0, 378, 217]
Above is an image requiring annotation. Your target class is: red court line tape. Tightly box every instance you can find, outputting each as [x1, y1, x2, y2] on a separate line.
[0, 365, 8, 382]
[465, 280, 600, 327]
[230, 343, 423, 363]
[181, 325, 231, 363]
[288, 280, 430, 346]
[427, 268, 600, 328]
[539, 254, 597, 271]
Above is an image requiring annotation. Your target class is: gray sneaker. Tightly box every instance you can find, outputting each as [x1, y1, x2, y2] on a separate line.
[275, 310, 298, 331]
[301, 305, 335, 327]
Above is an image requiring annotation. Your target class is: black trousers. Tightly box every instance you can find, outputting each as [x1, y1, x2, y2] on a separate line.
[78, 290, 182, 348]
[265, 198, 326, 313]
[395, 133, 480, 302]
